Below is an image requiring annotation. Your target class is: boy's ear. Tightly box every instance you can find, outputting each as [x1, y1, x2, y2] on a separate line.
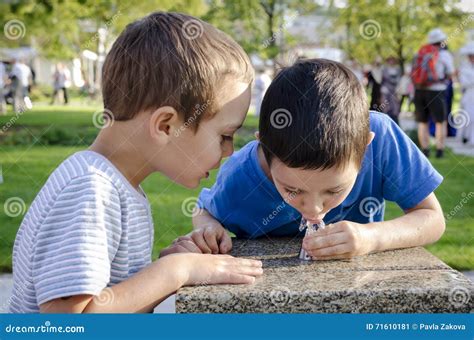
[148, 106, 180, 143]
[255, 131, 260, 140]
[367, 132, 375, 146]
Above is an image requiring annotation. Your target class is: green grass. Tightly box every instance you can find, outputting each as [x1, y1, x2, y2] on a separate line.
[0, 145, 221, 271]
[0, 105, 101, 127]
[0, 105, 260, 129]
[0, 106, 473, 272]
[384, 151, 474, 270]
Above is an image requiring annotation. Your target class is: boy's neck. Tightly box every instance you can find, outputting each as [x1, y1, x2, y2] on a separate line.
[89, 127, 153, 190]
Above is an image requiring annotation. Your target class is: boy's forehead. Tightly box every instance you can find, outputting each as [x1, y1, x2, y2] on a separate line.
[271, 159, 358, 188]
[212, 83, 251, 124]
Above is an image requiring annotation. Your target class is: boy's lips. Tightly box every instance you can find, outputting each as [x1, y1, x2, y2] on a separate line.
[303, 215, 325, 224]
[203, 163, 220, 179]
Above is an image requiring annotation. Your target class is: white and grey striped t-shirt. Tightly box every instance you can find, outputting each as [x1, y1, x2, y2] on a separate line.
[9, 150, 154, 313]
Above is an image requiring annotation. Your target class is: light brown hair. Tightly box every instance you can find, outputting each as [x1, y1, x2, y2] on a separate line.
[102, 12, 254, 128]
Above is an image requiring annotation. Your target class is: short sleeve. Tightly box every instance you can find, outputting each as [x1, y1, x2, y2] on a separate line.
[33, 174, 122, 305]
[378, 115, 443, 210]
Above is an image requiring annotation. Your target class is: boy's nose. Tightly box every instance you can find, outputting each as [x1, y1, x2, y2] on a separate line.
[301, 199, 324, 217]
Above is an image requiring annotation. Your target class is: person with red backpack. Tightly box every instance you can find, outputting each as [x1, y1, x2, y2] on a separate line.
[412, 28, 454, 158]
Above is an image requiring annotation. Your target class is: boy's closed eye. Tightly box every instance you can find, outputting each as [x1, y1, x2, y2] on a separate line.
[221, 135, 234, 143]
[284, 187, 344, 196]
[220, 123, 242, 144]
[327, 188, 345, 196]
[284, 187, 301, 196]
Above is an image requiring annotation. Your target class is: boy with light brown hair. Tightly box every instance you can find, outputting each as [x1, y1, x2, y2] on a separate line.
[10, 12, 262, 314]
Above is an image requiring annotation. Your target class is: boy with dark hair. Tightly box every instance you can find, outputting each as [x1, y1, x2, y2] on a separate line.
[10, 12, 262, 313]
[177, 59, 445, 260]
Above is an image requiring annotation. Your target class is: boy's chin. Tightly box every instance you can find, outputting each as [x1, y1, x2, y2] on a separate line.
[176, 176, 201, 189]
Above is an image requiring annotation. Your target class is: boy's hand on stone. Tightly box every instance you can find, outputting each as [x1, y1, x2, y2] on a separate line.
[160, 236, 202, 257]
[302, 220, 374, 260]
[187, 223, 232, 254]
[176, 253, 263, 286]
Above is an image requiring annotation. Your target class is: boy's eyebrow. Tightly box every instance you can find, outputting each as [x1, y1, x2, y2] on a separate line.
[277, 178, 349, 192]
[275, 178, 305, 192]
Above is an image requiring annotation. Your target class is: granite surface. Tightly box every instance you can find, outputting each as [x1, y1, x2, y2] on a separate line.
[176, 237, 474, 313]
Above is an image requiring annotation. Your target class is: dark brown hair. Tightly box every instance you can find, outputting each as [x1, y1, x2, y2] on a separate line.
[102, 12, 254, 128]
[259, 58, 369, 170]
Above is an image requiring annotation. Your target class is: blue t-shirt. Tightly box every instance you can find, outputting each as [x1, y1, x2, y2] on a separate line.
[198, 112, 443, 238]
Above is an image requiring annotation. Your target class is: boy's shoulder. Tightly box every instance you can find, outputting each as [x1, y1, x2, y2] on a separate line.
[368, 111, 409, 150]
[369, 110, 394, 134]
[39, 150, 134, 207]
[51, 150, 119, 189]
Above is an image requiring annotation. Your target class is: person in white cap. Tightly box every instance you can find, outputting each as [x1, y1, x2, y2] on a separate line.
[411, 28, 455, 158]
[458, 42, 474, 146]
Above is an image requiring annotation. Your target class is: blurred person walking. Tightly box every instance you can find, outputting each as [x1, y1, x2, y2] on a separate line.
[458, 42, 474, 146]
[0, 61, 6, 114]
[380, 56, 402, 124]
[412, 28, 454, 158]
[50, 63, 71, 105]
[367, 56, 383, 111]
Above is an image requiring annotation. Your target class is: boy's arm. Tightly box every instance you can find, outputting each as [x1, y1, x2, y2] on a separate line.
[368, 192, 445, 252]
[161, 208, 232, 256]
[188, 208, 232, 254]
[40, 254, 185, 313]
[192, 208, 224, 230]
[40, 252, 263, 313]
[303, 193, 445, 259]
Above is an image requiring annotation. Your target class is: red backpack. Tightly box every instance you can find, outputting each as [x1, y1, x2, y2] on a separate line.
[411, 44, 441, 87]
